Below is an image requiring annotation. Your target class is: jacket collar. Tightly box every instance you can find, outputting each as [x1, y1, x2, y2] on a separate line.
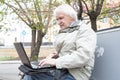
[59, 21, 80, 33]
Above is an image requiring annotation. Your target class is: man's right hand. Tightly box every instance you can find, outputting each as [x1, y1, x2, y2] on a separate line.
[46, 53, 59, 59]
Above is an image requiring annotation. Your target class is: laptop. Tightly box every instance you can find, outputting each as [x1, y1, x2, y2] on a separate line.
[14, 42, 51, 69]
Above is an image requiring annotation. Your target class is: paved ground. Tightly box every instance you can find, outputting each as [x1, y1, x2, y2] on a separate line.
[0, 60, 21, 80]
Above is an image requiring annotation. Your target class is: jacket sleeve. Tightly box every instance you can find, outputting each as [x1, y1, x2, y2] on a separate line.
[55, 25, 97, 69]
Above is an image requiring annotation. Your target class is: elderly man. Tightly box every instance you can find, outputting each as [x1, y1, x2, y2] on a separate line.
[22, 4, 96, 80]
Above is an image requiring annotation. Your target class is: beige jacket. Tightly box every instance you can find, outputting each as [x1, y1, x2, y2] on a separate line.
[54, 21, 97, 80]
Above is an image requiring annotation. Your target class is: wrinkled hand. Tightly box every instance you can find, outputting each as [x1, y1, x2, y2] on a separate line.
[39, 53, 58, 67]
[39, 58, 56, 66]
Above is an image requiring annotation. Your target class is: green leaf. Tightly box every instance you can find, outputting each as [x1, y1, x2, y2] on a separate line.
[0, 0, 5, 4]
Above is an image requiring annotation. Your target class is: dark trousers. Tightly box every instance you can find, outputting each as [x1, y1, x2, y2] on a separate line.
[22, 69, 75, 80]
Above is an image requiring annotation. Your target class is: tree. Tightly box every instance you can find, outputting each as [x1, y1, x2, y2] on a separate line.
[66, 0, 120, 31]
[0, 0, 58, 61]
[76, 0, 104, 31]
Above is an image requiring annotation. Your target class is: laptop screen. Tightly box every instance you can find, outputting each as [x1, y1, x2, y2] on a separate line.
[14, 42, 32, 68]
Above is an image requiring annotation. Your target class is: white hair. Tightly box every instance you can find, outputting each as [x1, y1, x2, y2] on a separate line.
[54, 4, 78, 21]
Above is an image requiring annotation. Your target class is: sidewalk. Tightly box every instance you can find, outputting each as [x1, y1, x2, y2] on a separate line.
[0, 60, 21, 80]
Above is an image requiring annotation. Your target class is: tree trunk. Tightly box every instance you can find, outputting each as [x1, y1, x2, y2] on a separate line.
[30, 29, 37, 61]
[77, 0, 83, 20]
[30, 29, 45, 61]
[90, 17, 97, 32]
[88, 12, 97, 32]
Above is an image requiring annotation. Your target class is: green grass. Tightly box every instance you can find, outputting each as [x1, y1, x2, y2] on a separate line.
[0, 56, 18, 61]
